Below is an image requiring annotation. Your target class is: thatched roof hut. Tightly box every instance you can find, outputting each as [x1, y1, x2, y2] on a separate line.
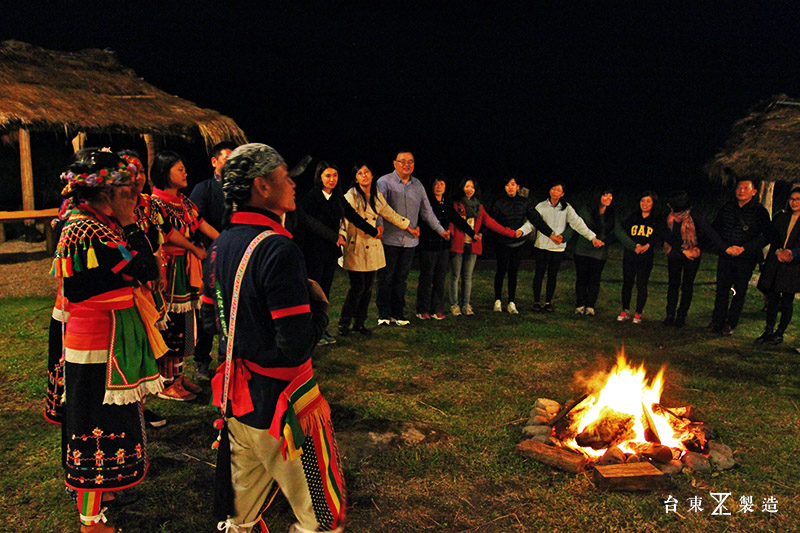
[0, 40, 247, 213]
[705, 94, 800, 213]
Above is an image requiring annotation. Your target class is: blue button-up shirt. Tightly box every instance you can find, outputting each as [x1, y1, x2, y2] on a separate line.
[376, 171, 445, 248]
[378, 172, 444, 248]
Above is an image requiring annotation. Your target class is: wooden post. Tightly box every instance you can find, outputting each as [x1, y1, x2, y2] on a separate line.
[71, 132, 86, 153]
[19, 127, 35, 213]
[759, 180, 775, 218]
[142, 134, 157, 178]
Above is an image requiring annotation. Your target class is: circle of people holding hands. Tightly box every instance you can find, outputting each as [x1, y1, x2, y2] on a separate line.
[46, 142, 798, 533]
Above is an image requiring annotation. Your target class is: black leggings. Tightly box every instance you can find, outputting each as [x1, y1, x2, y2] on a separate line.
[494, 245, 524, 302]
[574, 254, 607, 308]
[621, 255, 654, 314]
[533, 248, 564, 303]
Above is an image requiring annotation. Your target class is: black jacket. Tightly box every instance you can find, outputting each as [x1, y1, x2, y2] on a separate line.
[713, 197, 775, 262]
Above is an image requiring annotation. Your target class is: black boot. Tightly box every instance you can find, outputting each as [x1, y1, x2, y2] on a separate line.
[674, 314, 686, 328]
[338, 323, 351, 336]
[755, 328, 774, 344]
[662, 314, 675, 326]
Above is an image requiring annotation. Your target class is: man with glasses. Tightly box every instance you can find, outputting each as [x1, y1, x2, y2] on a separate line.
[376, 152, 449, 326]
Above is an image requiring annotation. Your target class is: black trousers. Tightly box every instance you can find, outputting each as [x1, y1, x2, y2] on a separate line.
[305, 249, 338, 299]
[666, 255, 701, 319]
[494, 245, 524, 302]
[764, 291, 795, 334]
[340, 270, 376, 327]
[574, 254, 606, 308]
[711, 255, 757, 328]
[621, 255, 654, 314]
[417, 248, 449, 315]
[532, 248, 564, 303]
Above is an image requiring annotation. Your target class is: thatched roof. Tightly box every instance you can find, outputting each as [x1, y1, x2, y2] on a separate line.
[706, 94, 800, 185]
[0, 40, 247, 150]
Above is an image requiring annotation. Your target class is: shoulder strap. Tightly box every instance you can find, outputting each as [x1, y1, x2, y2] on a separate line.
[218, 230, 277, 418]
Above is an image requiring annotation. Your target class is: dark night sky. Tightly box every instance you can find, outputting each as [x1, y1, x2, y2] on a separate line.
[5, 1, 800, 198]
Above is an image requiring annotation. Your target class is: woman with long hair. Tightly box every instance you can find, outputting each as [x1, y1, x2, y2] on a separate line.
[532, 181, 603, 313]
[449, 176, 518, 316]
[54, 149, 164, 532]
[489, 177, 556, 314]
[150, 150, 218, 401]
[755, 187, 800, 344]
[296, 160, 377, 344]
[573, 187, 616, 316]
[615, 190, 666, 324]
[662, 190, 726, 327]
[338, 163, 411, 335]
[416, 175, 474, 319]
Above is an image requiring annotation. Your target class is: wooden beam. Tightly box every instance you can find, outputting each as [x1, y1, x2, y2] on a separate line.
[19, 127, 34, 213]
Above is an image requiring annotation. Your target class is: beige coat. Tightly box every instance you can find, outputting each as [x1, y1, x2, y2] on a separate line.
[340, 187, 409, 271]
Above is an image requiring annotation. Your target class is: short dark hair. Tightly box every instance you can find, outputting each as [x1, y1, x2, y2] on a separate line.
[314, 161, 339, 189]
[736, 177, 760, 190]
[667, 190, 691, 212]
[395, 151, 414, 160]
[150, 150, 183, 190]
[638, 190, 660, 216]
[211, 141, 237, 160]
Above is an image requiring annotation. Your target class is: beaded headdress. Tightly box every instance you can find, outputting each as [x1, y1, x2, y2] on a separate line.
[60, 151, 138, 197]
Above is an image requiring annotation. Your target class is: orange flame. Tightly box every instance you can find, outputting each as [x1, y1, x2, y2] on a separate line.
[566, 350, 687, 457]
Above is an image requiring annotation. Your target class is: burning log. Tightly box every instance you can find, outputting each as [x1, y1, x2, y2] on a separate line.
[592, 463, 668, 491]
[680, 423, 709, 453]
[515, 438, 588, 473]
[551, 393, 589, 441]
[575, 407, 635, 450]
[625, 442, 673, 464]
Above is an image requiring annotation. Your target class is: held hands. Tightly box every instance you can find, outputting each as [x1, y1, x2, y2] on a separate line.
[683, 248, 701, 260]
[514, 230, 523, 238]
[407, 226, 420, 238]
[191, 244, 207, 261]
[549, 234, 563, 245]
[634, 243, 650, 254]
[440, 229, 451, 240]
[376, 226, 384, 239]
[591, 238, 605, 248]
[307, 279, 328, 304]
[777, 249, 794, 263]
[474, 232, 483, 241]
[336, 235, 346, 247]
[726, 245, 744, 257]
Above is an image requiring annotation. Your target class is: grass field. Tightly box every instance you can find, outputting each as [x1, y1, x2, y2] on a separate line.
[1, 246, 798, 532]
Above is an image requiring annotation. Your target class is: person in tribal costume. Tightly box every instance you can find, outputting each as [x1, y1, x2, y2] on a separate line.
[203, 143, 345, 533]
[150, 150, 219, 401]
[53, 149, 166, 533]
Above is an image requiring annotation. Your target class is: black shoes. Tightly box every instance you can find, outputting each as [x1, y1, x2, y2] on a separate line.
[144, 409, 166, 428]
[674, 316, 686, 328]
[662, 314, 675, 326]
[720, 324, 734, 337]
[353, 324, 372, 336]
[532, 302, 542, 313]
[338, 324, 351, 337]
[543, 302, 555, 313]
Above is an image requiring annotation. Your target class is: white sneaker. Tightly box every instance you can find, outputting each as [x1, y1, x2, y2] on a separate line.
[392, 317, 410, 326]
[585, 307, 595, 316]
[463, 304, 474, 316]
[575, 306, 585, 315]
[451, 304, 461, 316]
[507, 302, 519, 314]
[377, 318, 391, 326]
[494, 299, 502, 312]
[632, 314, 643, 325]
[617, 310, 630, 322]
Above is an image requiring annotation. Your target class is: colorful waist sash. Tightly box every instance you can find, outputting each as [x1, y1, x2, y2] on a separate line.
[211, 359, 329, 460]
[65, 287, 164, 404]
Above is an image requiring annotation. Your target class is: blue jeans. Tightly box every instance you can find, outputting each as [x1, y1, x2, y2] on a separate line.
[377, 245, 416, 319]
[449, 245, 477, 307]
